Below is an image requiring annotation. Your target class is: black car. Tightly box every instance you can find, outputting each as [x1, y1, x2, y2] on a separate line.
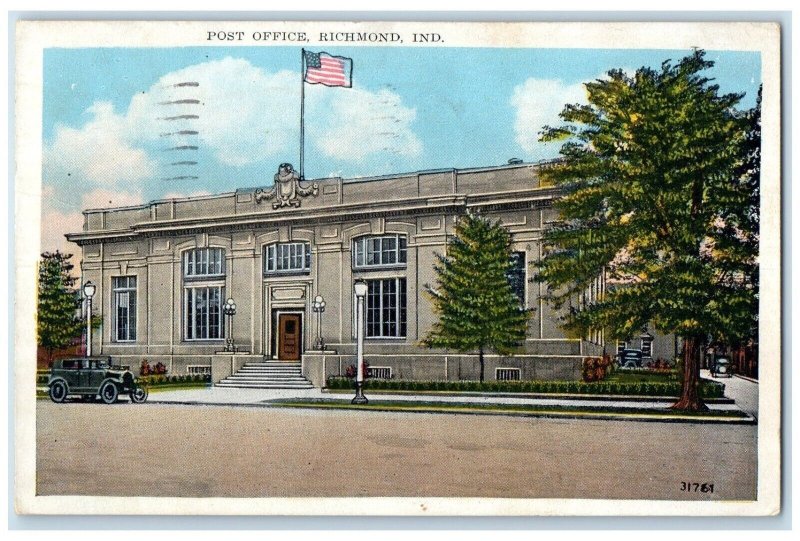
[618, 349, 644, 369]
[711, 357, 733, 378]
[47, 357, 148, 404]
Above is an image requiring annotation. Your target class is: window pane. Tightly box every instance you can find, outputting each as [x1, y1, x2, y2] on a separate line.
[382, 236, 397, 265]
[399, 236, 407, 263]
[399, 278, 407, 338]
[506, 251, 526, 306]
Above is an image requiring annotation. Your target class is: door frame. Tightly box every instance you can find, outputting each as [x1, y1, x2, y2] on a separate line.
[271, 308, 304, 360]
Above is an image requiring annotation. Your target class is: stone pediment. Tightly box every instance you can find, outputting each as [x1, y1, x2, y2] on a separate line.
[255, 163, 319, 209]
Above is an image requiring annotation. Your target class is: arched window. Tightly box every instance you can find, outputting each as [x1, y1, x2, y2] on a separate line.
[352, 234, 407, 269]
[263, 242, 312, 275]
[183, 248, 226, 341]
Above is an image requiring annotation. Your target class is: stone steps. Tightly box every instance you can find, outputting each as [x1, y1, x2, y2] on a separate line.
[215, 361, 314, 389]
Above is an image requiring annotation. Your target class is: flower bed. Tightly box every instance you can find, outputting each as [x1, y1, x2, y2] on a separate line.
[137, 374, 211, 387]
[324, 377, 725, 398]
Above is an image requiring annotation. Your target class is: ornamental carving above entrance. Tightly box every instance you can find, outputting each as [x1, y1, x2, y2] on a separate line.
[255, 163, 319, 209]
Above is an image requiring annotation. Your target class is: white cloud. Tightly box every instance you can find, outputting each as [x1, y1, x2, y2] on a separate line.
[40, 206, 84, 256]
[126, 58, 300, 167]
[309, 86, 422, 162]
[81, 188, 144, 210]
[510, 78, 588, 159]
[44, 102, 157, 187]
[161, 190, 212, 200]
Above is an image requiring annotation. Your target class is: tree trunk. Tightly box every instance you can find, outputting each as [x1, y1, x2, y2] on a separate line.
[671, 336, 708, 412]
[479, 346, 485, 383]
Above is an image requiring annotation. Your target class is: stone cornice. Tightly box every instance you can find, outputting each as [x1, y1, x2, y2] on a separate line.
[67, 188, 558, 246]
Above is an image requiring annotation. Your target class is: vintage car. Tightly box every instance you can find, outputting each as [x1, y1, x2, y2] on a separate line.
[711, 357, 733, 378]
[47, 357, 148, 404]
[617, 349, 644, 369]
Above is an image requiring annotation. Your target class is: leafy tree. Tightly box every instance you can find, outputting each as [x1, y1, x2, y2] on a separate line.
[38, 251, 84, 363]
[535, 50, 756, 411]
[423, 212, 531, 382]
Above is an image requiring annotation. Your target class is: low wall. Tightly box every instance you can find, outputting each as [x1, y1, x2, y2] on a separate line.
[302, 352, 584, 387]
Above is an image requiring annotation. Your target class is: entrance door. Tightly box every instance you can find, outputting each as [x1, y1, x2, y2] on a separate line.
[278, 313, 302, 361]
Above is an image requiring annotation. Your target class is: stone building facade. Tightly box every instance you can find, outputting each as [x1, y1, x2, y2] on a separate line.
[66, 162, 606, 386]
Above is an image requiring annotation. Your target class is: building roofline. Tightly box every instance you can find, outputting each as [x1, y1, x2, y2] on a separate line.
[81, 160, 555, 214]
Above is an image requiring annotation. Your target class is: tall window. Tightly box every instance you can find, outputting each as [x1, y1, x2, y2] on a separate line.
[183, 248, 225, 341]
[185, 286, 224, 340]
[507, 251, 526, 306]
[112, 276, 136, 342]
[361, 278, 407, 338]
[617, 340, 627, 354]
[184, 247, 224, 278]
[642, 336, 653, 357]
[264, 242, 311, 275]
[353, 234, 407, 269]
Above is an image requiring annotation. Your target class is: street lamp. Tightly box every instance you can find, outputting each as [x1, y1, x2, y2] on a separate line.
[312, 294, 326, 350]
[223, 297, 237, 352]
[82, 281, 96, 357]
[352, 279, 369, 405]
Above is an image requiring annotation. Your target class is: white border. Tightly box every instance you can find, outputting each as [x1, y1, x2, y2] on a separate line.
[13, 19, 782, 517]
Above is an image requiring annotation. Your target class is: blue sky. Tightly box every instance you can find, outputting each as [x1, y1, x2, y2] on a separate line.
[41, 46, 761, 252]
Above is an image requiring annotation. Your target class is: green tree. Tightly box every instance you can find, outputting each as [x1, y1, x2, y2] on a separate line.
[38, 251, 84, 363]
[422, 212, 531, 382]
[535, 50, 756, 411]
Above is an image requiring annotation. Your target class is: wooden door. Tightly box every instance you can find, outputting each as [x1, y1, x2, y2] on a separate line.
[278, 314, 302, 361]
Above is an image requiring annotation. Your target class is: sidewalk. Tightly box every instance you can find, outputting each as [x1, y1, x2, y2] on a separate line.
[147, 381, 753, 423]
[702, 368, 758, 418]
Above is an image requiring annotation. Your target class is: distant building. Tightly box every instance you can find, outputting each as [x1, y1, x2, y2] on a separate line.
[66, 162, 606, 387]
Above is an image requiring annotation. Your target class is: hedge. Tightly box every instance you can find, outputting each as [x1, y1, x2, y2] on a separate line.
[325, 377, 725, 398]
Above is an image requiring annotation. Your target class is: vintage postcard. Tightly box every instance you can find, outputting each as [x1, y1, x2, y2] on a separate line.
[14, 20, 781, 516]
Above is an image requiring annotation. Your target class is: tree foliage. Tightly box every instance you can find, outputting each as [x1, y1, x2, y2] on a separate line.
[535, 50, 758, 410]
[37, 251, 84, 361]
[423, 212, 531, 382]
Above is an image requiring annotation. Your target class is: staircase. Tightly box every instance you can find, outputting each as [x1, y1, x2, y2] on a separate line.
[215, 360, 314, 389]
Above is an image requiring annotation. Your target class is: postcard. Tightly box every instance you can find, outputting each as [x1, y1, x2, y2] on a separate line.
[14, 19, 781, 516]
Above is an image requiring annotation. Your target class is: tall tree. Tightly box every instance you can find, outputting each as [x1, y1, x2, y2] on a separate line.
[535, 50, 756, 411]
[37, 251, 84, 363]
[423, 212, 531, 382]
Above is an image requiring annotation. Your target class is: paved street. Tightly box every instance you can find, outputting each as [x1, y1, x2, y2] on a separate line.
[702, 370, 759, 418]
[36, 400, 756, 500]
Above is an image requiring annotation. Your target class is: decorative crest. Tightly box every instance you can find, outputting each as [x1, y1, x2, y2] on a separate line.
[255, 163, 319, 209]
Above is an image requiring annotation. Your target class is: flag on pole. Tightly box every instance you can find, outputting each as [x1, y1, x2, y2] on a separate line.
[304, 50, 353, 88]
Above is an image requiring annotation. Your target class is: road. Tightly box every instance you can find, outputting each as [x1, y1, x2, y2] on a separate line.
[36, 401, 756, 500]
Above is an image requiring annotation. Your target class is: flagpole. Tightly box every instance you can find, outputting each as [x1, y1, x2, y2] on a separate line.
[300, 48, 305, 180]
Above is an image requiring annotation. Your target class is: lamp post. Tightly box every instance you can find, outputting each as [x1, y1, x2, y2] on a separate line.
[223, 298, 237, 352]
[82, 281, 96, 357]
[312, 294, 326, 350]
[352, 279, 368, 405]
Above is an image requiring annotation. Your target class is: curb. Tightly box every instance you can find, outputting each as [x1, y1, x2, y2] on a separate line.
[141, 398, 756, 425]
[320, 388, 734, 404]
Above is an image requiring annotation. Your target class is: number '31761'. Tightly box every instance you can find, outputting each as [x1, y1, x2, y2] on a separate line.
[680, 482, 714, 493]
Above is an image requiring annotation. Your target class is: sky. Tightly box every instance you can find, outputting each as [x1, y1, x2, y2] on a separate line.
[41, 46, 761, 254]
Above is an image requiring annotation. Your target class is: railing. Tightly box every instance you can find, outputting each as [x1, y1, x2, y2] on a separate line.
[367, 366, 393, 380]
[187, 365, 212, 375]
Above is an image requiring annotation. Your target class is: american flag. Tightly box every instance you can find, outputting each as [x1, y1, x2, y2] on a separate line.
[304, 50, 352, 88]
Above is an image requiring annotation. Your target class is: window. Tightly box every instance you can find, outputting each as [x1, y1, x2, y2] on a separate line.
[496, 368, 521, 381]
[184, 248, 225, 278]
[185, 286, 224, 340]
[367, 366, 393, 380]
[264, 243, 311, 275]
[112, 276, 137, 342]
[353, 234, 407, 269]
[642, 337, 653, 357]
[507, 251, 526, 306]
[358, 278, 407, 338]
[617, 340, 627, 354]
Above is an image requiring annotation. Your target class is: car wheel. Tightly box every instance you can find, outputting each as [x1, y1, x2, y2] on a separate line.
[99, 382, 119, 404]
[129, 387, 148, 404]
[49, 381, 68, 403]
